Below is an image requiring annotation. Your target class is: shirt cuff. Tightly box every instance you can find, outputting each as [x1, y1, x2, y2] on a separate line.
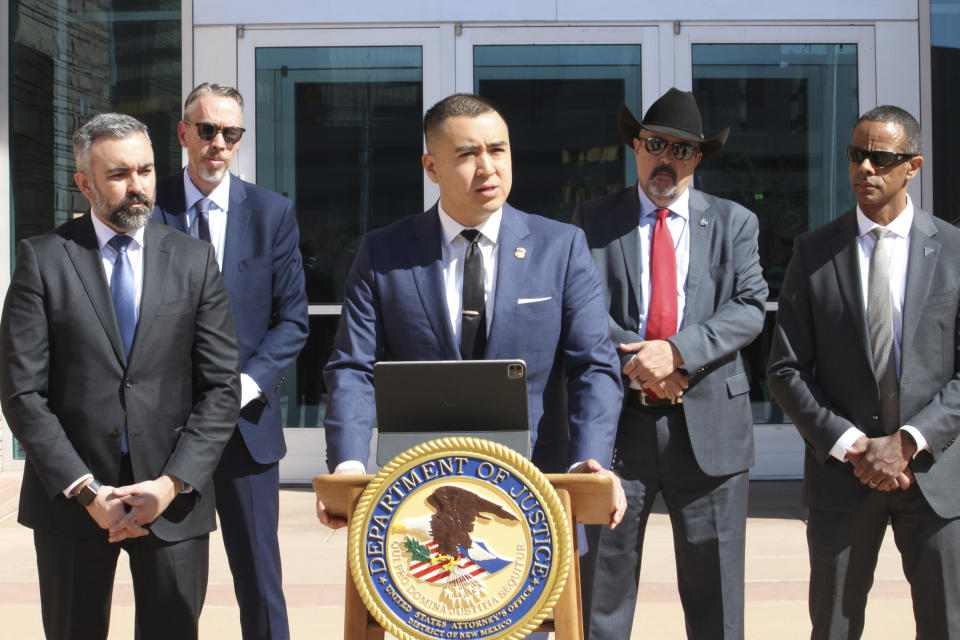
[240, 373, 263, 407]
[335, 460, 366, 474]
[899, 425, 929, 458]
[63, 474, 93, 498]
[830, 427, 866, 462]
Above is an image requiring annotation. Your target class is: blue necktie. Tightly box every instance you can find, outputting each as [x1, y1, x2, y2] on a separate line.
[108, 234, 137, 358]
[193, 197, 212, 243]
[108, 234, 136, 454]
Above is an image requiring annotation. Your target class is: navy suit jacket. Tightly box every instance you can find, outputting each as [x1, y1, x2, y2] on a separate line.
[153, 171, 309, 464]
[323, 203, 623, 474]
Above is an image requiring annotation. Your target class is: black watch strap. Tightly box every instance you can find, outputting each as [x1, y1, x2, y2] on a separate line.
[76, 479, 102, 507]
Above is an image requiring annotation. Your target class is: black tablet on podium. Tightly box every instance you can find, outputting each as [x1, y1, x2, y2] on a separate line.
[373, 359, 530, 465]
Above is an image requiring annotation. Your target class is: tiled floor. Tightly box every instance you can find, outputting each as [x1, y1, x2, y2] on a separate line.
[0, 472, 915, 639]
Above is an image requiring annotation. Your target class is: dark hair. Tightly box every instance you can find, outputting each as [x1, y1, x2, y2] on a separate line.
[73, 113, 151, 173]
[857, 105, 922, 155]
[184, 82, 244, 118]
[423, 94, 505, 142]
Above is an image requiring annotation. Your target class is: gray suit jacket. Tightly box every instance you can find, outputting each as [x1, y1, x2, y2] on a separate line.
[768, 208, 960, 518]
[573, 185, 767, 476]
[0, 215, 241, 540]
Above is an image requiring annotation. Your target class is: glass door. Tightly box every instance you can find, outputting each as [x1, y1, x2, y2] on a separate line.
[456, 26, 659, 221]
[237, 28, 443, 480]
[675, 26, 876, 477]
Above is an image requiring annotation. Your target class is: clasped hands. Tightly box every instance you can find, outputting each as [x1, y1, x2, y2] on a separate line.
[620, 339, 688, 399]
[846, 431, 917, 492]
[84, 475, 180, 543]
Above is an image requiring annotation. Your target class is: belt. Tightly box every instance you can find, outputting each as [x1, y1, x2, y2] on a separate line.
[626, 387, 683, 408]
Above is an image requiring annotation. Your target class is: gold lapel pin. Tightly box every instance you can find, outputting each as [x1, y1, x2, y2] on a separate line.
[515, 247, 527, 259]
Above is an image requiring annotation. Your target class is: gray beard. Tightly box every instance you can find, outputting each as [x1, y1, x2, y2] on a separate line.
[197, 162, 228, 185]
[644, 178, 678, 202]
[112, 205, 152, 231]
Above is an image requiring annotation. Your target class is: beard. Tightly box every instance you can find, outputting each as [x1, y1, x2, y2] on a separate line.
[644, 164, 679, 201]
[90, 183, 154, 232]
[197, 152, 230, 185]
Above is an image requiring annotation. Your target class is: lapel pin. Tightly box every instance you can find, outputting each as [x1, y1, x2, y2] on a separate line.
[515, 247, 527, 259]
[924, 247, 935, 257]
[698, 218, 709, 227]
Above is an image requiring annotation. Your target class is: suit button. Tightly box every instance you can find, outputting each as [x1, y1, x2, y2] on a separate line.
[111, 428, 122, 439]
[871, 415, 879, 422]
[632, 326, 639, 332]
[124, 379, 134, 389]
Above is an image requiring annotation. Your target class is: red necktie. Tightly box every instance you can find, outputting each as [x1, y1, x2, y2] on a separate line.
[645, 208, 678, 341]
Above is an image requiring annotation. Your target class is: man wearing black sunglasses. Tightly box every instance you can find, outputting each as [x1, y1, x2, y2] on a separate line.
[770, 107, 960, 639]
[574, 88, 767, 640]
[152, 83, 309, 640]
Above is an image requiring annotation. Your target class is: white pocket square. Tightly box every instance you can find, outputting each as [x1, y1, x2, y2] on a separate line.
[517, 296, 552, 304]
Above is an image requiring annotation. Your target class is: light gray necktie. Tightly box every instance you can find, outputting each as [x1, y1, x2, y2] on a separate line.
[867, 227, 900, 433]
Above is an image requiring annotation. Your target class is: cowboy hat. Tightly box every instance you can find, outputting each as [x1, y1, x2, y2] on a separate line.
[618, 88, 729, 160]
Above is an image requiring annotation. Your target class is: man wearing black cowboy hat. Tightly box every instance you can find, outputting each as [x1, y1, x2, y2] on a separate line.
[574, 88, 767, 639]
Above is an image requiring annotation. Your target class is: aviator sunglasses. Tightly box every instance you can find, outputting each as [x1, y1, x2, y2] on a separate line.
[639, 135, 699, 161]
[845, 145, 916, 168]
[186, 120, 246, 144]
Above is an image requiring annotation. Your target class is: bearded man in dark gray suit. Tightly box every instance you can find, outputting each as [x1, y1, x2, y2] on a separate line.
[575, 88, 767, 640]
[769, 106, 960, 639]
[0, 113, 240, 639]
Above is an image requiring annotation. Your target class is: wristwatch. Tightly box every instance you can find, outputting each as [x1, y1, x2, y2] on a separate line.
[76, 479, 102, 507]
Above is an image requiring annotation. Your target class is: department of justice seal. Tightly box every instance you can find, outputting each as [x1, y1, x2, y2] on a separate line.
[349, 437, 571, 640]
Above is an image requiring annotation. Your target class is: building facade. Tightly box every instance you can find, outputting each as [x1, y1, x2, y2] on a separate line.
[3, 1, 958, 481]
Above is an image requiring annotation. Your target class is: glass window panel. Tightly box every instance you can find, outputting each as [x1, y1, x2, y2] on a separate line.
[474, 44, 642, 221]
[931, 0, 960, 223]
[255, 46, 424, 304]
[692, 43, 859, 302]
[10, 0, 182, 460]
[693, 43, 859, 425]
[280, 315, 340, 428]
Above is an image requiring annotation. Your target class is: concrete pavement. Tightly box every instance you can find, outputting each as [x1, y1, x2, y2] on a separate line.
[0, 471, 915, 639]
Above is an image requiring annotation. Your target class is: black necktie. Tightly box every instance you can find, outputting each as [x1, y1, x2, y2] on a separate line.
[194, 197, 212, 243]
[460, 229, 487, 360]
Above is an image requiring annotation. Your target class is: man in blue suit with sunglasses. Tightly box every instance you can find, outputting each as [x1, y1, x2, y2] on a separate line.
[153, 83, 309, 640]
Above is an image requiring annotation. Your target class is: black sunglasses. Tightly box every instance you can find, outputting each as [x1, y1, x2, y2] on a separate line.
[639, 136, 699, 161]
[186, 120, 246, 144]
[845, 145, 916, 168]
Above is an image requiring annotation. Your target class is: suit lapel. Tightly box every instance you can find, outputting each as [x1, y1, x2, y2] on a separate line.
[901, 209, 940, 364]
[685, 190, 712, 320]
[615, 188, 643, 314]
[222, 173, 251, 285]
[831, 210, 873, 363]
[64, 215, 127, 364]
[411, 206, 459, 358]
[130, 224, 173, 364]
[486, 205, 532, 357]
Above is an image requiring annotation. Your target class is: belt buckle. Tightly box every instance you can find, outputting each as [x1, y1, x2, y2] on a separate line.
[637, 389, 682, 406]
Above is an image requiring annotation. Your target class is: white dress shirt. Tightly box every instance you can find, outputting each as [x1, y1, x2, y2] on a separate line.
[183, 171, 229, 269]
[64, 214, 146, 497]
[437, 201, 501, 340]
[829, 196, 929, 460]
[183, 172, 261, 407]
[636, 184, 690, 338]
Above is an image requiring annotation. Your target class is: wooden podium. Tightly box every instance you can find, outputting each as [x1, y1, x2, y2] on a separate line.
[314, 473, 614, 640]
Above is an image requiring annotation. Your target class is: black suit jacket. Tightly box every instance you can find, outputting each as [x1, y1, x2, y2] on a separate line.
[769, 207, 960, 518]
[0, 215, 241, 541]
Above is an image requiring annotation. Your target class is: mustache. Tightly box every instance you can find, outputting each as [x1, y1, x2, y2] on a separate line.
[649, 164, 677, 181]
[123, 192, 151, 208]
